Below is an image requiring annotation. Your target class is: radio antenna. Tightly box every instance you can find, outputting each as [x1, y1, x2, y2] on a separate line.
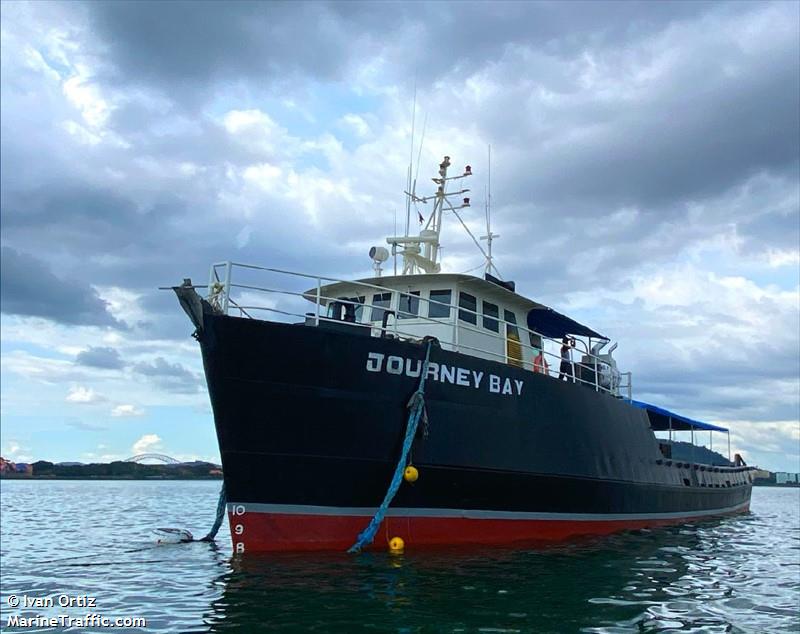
[409, 111, 428, 228]
[405, 78, 417, 237]
[480, 144, 499, 277]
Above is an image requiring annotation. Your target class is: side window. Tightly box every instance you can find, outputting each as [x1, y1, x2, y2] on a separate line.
[398, 291, 420, 319]
[483, 301, 499, 332]
[370, 292, 392, 322]
[459, 292, 477, 325]
[350, 296, 365, 322]
[329, 296, 364, 322]
[504, 310, 519, 337]
[428, 289, 452, 319]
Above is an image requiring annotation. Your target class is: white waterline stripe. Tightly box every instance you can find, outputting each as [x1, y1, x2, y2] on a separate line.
[227, 500, 750, 522]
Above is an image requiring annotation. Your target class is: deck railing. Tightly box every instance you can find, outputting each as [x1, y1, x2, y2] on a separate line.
[206, 261, 632, 399]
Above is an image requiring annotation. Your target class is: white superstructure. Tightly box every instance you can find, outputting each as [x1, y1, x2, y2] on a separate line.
[197, 155, 630, 398]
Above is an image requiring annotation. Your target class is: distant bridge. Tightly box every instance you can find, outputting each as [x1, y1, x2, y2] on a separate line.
[125, 453, 181, 465]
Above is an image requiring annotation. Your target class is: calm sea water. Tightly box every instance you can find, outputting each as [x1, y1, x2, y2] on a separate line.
[0, 481, 797, 633]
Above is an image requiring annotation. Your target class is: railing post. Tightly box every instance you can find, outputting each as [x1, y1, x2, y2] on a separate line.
[393, 294, 399, 338]
[222, 261, 232, 315]
[315, 278, 322, 326]
[452, 305, 459, 353]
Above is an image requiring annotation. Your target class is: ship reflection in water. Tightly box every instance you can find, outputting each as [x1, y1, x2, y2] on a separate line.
[204, 488, 799, 632]
[1, 481, 796, 633]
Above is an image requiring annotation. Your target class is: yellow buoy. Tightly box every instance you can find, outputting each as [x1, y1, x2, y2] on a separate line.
[388, 536, 405, 554]
[403, 465, 419, 483]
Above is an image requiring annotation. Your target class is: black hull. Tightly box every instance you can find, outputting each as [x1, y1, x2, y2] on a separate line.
[194, 312, 752, 551]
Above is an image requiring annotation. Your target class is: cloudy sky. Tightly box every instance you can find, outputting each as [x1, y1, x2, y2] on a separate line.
[1, 1, 798, 470]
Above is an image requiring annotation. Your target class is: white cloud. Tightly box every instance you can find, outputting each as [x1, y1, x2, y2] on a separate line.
[62, 67, 111, 128]
[111, 404, 145, 417]
[222, 108, 277, 135]
[131, 433, 162, 454]
[767, 249, 800, 268]
[2, 349, 82, 384]
[93, 286, 141, 327]
[66, 385, 100, 403]
[340, 113, 371, 138]
[2, 440, 32, 463]
[728, 420, 800, 470]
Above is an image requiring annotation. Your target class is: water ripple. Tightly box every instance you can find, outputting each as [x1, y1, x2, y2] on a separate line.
[1, 481, 797, 633]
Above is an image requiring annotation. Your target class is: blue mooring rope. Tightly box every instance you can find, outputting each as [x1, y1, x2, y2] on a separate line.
[200, 482, 226, 542]
[347, 341, 433, 553]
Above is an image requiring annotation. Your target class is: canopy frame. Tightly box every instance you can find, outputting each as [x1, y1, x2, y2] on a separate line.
[631, 400, 731, 463]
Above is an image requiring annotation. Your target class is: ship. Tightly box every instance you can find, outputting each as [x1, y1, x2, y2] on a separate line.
[173, 154, 753, 553]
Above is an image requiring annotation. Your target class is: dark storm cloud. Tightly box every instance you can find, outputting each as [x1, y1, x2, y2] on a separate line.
[75, 346, 124, 369]
[480, 20, 800, 219]
[0, 246, 121, 327]
[133, 357, 203, 393]
[1, 182, 186, 253]
[502, 74, 800, 213]
[84, 0, 730, 99]
[1, 0, 793, 305]
[737, 203, 800, 254]
[86, 1, 357, 97]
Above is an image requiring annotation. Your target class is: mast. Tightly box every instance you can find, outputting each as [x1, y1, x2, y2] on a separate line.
[386, 156, 472, 275]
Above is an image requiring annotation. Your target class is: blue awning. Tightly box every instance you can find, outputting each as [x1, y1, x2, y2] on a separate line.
[526, 307, 606, 340]
[630, 400, 729, 433]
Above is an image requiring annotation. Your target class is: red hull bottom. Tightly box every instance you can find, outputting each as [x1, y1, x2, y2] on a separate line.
[227, 504, 751, 553]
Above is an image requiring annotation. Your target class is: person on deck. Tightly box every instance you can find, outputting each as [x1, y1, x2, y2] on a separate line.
[531, 335, 549, 375]
[533, 348, 549, 374]
[558, 336, 575, 382]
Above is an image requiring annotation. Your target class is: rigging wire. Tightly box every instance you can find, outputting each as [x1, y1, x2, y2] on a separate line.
[459, 263, 486, 275]
[405, 77, 417, 237]
[411, 111, 429, 226]
[448, 206, 502, 280]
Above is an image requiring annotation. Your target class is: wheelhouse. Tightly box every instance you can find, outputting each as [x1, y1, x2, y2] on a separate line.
[303, 271, 628, 398]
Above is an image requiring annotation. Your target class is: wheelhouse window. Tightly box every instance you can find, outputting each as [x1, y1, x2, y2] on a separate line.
[370, 292, 392, 322]
[459, 292, 477, 325]
[428, 289, 452, 319]
[398, 291, 420, 319]
[504, 309, 519, 336]
[482, 301, 499, 332]
[328, 296, 364, 322]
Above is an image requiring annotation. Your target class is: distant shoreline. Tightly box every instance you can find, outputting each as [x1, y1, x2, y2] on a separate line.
[1, 459, 223, 480]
